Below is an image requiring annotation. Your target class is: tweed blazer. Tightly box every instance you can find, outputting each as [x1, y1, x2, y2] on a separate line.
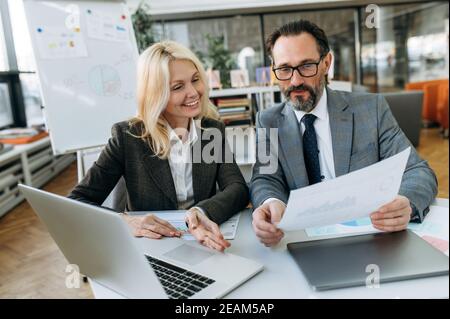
[69, 118, 249, 225]
[250, 88, 437, 222]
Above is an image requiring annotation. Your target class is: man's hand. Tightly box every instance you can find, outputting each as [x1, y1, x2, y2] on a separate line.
[121, 214, 182, 239]
[186, 208, 231, 252]
[252, 200, 286, 247]
[370, 195, 412, 232]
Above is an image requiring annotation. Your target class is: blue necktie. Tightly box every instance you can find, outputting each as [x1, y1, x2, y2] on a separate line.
[302, 114, 322, 185]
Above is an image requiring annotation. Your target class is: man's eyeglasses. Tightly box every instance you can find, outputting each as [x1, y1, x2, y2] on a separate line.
[272, 55, 325, 81]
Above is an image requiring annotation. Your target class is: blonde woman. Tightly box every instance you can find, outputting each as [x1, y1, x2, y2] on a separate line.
[69, 41, 249, 251]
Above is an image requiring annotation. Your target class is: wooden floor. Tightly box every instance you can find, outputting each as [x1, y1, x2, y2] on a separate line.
[0, 162, 94, 299]
[0, 128, 448, 298]
[416, 129, 449, 198]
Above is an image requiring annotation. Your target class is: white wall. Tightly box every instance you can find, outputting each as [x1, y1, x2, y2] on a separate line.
[127, 0, 349, 16]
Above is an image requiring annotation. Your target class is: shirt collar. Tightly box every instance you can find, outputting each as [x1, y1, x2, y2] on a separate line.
[168, 118, 198, 145]
[294, 87, 328, 122]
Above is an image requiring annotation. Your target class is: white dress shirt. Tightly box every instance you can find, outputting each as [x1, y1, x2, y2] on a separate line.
[264, 88, 336, 207]
[293, 88, 336, 181]
[167, 118, 199, 210]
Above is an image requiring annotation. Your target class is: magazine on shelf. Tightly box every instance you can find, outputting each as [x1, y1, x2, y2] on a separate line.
[256, 67, 271, 85]
[0, 128, 39, 139]
[0, 127, 48, 145]
[230, 69, 249, 88]
[206, 68, 221, 89]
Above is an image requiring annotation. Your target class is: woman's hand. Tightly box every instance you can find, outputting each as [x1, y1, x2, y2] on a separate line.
[121, 213, 182, 239]
[185, 208, 231, 252]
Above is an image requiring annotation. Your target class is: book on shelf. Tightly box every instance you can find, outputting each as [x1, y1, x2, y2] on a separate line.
[216, 98, 250, 108]
[210, 94, 254, 127]
[218, 106, 247, 114]
[222, 118, 252, 127]
[220, 111, 251, 119]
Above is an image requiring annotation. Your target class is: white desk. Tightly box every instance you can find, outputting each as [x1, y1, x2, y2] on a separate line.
[90, 201, 449, 299]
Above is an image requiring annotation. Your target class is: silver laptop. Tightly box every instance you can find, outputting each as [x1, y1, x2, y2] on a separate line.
[19, 184, 263, 299]
[287, 230, 449, 291]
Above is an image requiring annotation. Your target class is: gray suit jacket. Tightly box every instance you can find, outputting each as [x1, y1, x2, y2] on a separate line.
[250, 88, 438, 222]
[69, 118, 249, 225]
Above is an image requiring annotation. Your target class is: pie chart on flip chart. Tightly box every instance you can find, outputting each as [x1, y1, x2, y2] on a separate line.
[88, 65, 121, 96]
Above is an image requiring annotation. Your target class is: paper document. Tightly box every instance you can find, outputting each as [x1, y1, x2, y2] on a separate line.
[277, 147, 411, 231]
[35, 26, 88, 59]
[305, 205, 449, 255]
[218, 213, 241, 239]
[86, 10, 129, 42]
[408, 206, 449, 255]
[305, 217, 380, 237]
[129, 210, 240, 240]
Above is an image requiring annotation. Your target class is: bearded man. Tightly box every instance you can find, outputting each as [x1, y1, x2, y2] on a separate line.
[250, 20, 437, 247]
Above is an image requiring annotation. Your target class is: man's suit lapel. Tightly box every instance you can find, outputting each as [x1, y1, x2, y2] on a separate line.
[327, 88, 354, 177]
[141, 148, 178, 207]
[279, 104, 309, 188]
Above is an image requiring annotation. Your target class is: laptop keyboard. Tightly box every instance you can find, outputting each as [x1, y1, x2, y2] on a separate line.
[145, 255, 215, 299]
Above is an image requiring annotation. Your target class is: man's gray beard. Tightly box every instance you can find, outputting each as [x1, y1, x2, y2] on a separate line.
[290, 95, 316, 113]
[287, 77, 326, 113]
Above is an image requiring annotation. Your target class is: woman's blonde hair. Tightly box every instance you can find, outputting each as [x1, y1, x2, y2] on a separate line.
[130, 40, 219, 158]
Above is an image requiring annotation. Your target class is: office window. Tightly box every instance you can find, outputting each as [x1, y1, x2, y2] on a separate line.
[361, 2, 449, 92]
[0, 82, 14, 128]
[19, 73, 44, 126]
[8, 0, 36, 71]
[151, 22, 165, 43]
[160, 15, 264, 85]
[0, 13, 9, 71]
[263, 9, 357, 83]
[8, 0, 44, 126]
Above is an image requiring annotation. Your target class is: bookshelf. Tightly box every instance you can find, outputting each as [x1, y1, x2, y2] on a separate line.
[214, 97, 252, 127]
[209, 86, 281, 182]
[0, 136, 75, 217]
[209, 81, 353, 114]
[209, 86, 281, 115]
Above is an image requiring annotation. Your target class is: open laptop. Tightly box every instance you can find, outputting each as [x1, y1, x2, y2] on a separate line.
[19, 184, 263, 299]
[287, 230, 449, 291]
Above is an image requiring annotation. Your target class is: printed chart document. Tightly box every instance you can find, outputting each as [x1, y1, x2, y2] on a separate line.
[305, 205, 449, 255]
[277, 147, 411, 231]
[129, 210, 240, 240]
[305, 217, 381, 237]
